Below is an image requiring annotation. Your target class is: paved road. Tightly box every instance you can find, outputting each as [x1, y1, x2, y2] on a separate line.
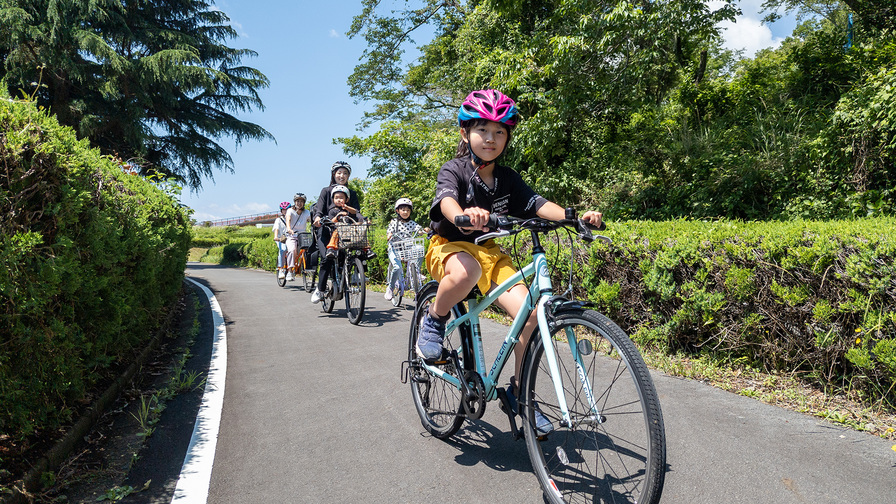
[162, 263, 894, 503]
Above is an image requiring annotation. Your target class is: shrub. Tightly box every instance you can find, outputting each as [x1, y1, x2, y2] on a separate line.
[0, 97, 191, 439]
[571, 218, 895, 406]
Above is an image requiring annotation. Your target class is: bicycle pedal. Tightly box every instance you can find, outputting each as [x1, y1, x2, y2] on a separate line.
[497, 388, 523, 440]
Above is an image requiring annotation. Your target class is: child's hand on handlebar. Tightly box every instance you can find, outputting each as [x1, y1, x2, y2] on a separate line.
[581, 210, 603, 229]
[458, 207, 491, 232]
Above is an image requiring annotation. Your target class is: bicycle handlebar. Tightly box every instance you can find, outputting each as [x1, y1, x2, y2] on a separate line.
[453, 211, 606, 243]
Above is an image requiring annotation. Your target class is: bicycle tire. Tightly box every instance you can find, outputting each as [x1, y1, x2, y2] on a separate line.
[277, 267, 287, 287]
[408, 282, 466, 439]
[302, 261, 316, 291]
[408, 262, 421, 296]
[386, 263, 402, 307]
[345, 256, 366, 325]
[520, 309, 666, 504]
[321, 266, 336, 313]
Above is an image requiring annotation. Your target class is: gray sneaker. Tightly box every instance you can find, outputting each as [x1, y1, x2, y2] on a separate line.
[310, 288, 322, 304]
[507, 383, 554, 436]
[415, 310, 446, 360]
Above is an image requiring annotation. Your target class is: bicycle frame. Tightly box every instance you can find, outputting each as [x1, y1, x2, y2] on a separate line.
[417, 242, 599, 428]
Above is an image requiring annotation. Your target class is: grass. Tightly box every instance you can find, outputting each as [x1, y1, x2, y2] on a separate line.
[644, 351, 896, 440]
[188, 247, 208, 261]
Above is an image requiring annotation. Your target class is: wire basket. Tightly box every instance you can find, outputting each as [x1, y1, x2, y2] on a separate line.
[297, 232, 314, 249]
[335, 222, 370, 250]
[392, 236, 426, 261]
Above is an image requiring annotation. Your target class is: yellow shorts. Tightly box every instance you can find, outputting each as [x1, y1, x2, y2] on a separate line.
[425, 235, 520, 294]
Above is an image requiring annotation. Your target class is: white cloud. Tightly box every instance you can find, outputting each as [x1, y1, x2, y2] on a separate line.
[329, 29, 340, 38]
[709, 0, 786, 58]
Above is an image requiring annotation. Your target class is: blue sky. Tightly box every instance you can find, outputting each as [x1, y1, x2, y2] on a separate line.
[180, 0, 799, 223]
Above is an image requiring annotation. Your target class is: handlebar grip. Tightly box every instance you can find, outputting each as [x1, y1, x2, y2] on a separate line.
[454, 214, 500, 228]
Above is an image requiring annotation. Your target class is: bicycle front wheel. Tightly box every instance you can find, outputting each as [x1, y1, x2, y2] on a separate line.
[407, 262, 421, 296]
[344, 256, 366, 324]
[407, 282, 465, 439]
[521, 309, 666, 504]
[321, 268, 336, 313]
[277, 267, 287, 287]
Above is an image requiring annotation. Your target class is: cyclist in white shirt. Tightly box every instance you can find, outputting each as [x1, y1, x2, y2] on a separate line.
[284, 193, 311, 281]
[273, 202, 291, 280]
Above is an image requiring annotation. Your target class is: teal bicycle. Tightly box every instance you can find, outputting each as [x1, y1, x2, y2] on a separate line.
[401, 211, 666, 504]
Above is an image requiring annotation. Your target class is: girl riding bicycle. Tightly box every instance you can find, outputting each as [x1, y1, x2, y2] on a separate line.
[416, 89, 603, 434]
[273, 201, 292, 280]
[384, 198, 429, 301]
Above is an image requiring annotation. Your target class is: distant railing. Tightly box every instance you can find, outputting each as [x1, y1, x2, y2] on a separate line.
[201, 212, 280, 227]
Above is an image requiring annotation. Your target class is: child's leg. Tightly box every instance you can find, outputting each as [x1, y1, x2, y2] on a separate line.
[327, 231, 339, 249]
[495, 283, 537, 385]
[276, 241, 288, 268]
[387, 245, 402, 287]
[430, 251, 481, 318]
[286, 237, 297, 271]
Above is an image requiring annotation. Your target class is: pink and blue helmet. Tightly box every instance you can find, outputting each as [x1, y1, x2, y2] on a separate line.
[279, 201, 291, 210]
[458, 89, 519, 127]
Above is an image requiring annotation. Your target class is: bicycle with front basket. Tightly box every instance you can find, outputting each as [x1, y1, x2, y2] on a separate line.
[385, 232, 427, 307]
[277, 231, 316, 291]
[317, 216, 371, 325]
[401, 211, 666, 504]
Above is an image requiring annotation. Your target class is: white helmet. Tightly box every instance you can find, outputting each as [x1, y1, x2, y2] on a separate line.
[331, 185, 350, 198]
[331, 161, 351, 175]
[394, 197, 413, 211]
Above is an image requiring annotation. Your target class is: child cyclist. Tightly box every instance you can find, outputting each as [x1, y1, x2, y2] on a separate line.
[273, 201, 292, 280]
[417, 89, 603, 435]
[284, 192, 311, 281]
[385, 198, 429, 301]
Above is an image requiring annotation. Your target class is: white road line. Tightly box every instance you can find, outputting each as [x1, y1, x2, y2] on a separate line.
[172, 277, 227, 504]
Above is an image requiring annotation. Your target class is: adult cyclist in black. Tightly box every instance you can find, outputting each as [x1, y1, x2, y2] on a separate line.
[310, 161, 363, 303]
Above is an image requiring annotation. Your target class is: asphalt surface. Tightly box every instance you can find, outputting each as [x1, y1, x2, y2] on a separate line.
[133, 263, 896, 503]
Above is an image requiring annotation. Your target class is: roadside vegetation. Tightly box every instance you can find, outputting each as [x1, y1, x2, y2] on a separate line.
[0, 95, 192, 498]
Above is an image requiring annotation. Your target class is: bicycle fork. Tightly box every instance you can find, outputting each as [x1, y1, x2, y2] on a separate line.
[538, 298, 605, 429]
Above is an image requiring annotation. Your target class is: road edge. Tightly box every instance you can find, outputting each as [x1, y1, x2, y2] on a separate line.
[171, 277, 228, 503]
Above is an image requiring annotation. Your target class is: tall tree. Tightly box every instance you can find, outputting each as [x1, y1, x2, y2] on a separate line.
[0, 0, 272, 189]
[345, 0, 737, 208]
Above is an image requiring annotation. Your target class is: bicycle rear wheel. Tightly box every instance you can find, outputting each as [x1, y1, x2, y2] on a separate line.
[345, 256, 366, 325]
[520, 309, 666, 504]
[407, 282, 465, 439]
[302, 259, 316, 291]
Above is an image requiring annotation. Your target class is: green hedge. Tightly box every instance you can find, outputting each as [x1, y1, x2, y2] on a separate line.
[0, 98, 192, 439]
[573, 218, 895, 405]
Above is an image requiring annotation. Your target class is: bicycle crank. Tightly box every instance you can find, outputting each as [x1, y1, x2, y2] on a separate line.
[461, 370, 486, 419]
